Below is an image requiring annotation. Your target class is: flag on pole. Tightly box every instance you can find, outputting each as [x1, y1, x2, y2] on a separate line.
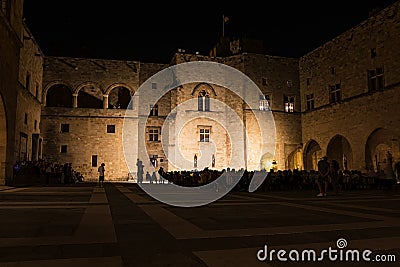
[223, 15, 229, 23]
[222, 15, 229, 37]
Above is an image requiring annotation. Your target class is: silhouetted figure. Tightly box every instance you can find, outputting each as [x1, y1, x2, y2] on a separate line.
[136, 159, 144, 183]
[146, 171, 151, 183]
[317, 156, 330, 197]
[330, 159, 340, 195]
[98, 163, 105, 187]
[152, 171, 158, 184]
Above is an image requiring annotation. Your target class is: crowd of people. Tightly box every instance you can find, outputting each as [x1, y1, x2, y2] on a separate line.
[11, 156, 400, 195]
[136, 157, 399, 195]
[13, 159, 84, 185]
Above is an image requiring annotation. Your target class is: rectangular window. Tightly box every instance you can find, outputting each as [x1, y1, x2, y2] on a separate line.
[329, 83, 342, 103]
[19, 133, 28, 161]
[149, 104, 158, 116]
[330, 67, 335, 75]
[259, 94, 271, 111]
[306, 93, 314, 111]
[306, 78, 311, 86]
[198, 95, 210, 111]
[148, 128, 160, 141]
[61, 145, 67, 153]
[60, 123, 70, 133]
[107, 124, 115, 133]
[25, 72, 31, 91]
[34, 120, 37, 130]
[368, 68, 384, 91]
[286, 80, 293, 88]
[284, 95, 295, 112]
[24, 113, 28, 125]
[199, 128, 210, 142]
[35, 83, 39, 98]
[370, 48, 377, 58]
[1, 0, 6, 13]
[151, 83, 157, 90]
[92, 155, 98, 167]
[262, 77, 268, 86]
[1, 0, 10, 19]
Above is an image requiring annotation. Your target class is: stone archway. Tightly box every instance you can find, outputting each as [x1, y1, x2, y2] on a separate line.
[365, 128, 399, 172]
[0, 93, 7, 184]
[45, 83, 73, 107]
[304, 140, 322, 171]
[287, 149, 303, 170]
[76, 82, 103, 109]
[108, 86, 131, 109]
[326, 135, 352, 170]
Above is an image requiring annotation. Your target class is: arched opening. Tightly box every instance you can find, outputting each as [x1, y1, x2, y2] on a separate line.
[108, 86, 131, 109]
[304, 140, 322, 171]
[0, 93, 7, 183]
[326, 135, 352, 170]
[260, 152, 274, 171]
[77, 84, 103, 108]
[46, 84, 73, 107]
[287, 149, 303, 170]
[365, 128, 399, 172]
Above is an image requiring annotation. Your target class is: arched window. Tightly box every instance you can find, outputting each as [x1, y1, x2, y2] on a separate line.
[198, 90, 210, 111]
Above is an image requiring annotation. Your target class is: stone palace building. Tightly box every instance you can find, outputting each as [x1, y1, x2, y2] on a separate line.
[1, 0, 399, 183]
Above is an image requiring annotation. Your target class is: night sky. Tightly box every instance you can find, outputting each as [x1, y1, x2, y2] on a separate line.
[23, 0, 398, 64]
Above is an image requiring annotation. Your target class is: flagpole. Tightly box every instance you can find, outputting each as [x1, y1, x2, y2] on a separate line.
[222, 15, 225, 37]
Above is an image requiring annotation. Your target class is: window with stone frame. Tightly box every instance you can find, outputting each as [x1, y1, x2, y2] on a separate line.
[198, 90, 210, 111]
[259, 94, 271, 111]
[199, 126, 211, 142]
[25, 72, 31, 91]
[368, 67, 384, 91]
[149, 104, 158, 116]
[61, 123, 70, 133]
[284, 95, 295, 112]
[148, 127, 160, 142]
[370, 47, 377, 58]
[107, 124, 115, 133]
[92, 155, 98, 167]
[306, 93, 314, 111]
[329, 83, 342, 103]
[60, 145, 67, 153]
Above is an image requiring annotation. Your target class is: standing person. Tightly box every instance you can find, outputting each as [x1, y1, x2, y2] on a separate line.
[136, 158, 144, 184]
[152, 171, 158, 184]
[98, 163, 105, 187]
[158, 166, 165, 184]
[146, 171, 151, 183]
[317, 156, 330, 197]
[330, 159, 340, 195]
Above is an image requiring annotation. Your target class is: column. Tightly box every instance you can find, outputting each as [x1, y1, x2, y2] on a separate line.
[72, 93, 78, 108]
[103, 95, 109, 109]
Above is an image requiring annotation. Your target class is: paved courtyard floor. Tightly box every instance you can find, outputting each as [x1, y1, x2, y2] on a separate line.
[0, 182, 399, 266]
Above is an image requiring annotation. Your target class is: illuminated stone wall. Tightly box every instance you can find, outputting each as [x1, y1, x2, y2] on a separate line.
[300, 1, 400, 171]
